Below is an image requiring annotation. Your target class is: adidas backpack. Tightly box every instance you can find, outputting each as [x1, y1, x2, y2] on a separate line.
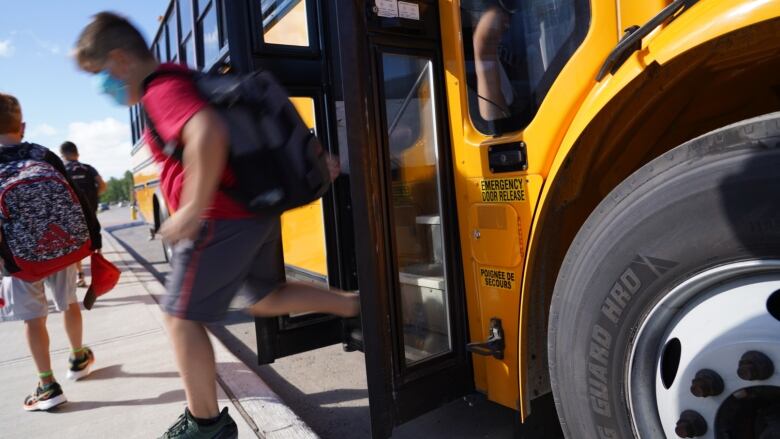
[144, 69, 332, 214]
[0, 143, 93, 282]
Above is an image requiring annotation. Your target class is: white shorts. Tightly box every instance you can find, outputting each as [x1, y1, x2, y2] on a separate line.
[0, 266, 78, 322]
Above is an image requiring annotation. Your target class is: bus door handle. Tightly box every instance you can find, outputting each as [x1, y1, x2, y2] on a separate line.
[466, 318, 505, 360]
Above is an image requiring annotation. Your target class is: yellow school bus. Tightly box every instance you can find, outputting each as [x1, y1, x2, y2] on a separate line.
[130, 0, 780, 437]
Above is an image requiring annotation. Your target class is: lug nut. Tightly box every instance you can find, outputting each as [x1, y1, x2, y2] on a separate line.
[690, 369, 724, 397]
[738, 351, 775, 381]
[675, 410, 707, 438]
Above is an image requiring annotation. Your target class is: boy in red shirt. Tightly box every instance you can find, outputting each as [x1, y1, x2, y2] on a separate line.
[75, 12, 359, 439]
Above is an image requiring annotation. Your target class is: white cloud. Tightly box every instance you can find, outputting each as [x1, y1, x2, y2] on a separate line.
[0, 40, 14, 57]
[11, 31, 60, 56]
[26, 123, 58, 138]
[66, 118, 132, 180]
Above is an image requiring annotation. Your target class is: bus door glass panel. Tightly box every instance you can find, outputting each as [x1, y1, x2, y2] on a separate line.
[199, 1, 221, 66]
[179, 0, 196, 68]
[179, 0, 193, 37]
[260, 0, 310, 47]
[382, 53, 451, 365]
[167, 12, 178, 62]
[281, 97, 329, 286]
[460, 0, 588, 134]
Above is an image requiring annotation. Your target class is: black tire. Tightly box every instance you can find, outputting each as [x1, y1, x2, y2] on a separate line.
[548, 113, 780, 438]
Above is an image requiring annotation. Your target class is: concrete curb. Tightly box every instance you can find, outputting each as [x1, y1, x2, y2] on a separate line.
[103, 231, 319, 439]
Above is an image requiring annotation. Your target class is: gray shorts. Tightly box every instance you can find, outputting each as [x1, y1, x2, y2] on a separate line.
[162, 216, 285, 322]
[0, 265, 78, 322]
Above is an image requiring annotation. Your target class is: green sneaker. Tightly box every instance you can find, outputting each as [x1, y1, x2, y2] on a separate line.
[159, 407, 238, 439]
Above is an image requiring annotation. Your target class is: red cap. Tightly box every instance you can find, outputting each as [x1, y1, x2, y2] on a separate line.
[83, 252, 121, 310]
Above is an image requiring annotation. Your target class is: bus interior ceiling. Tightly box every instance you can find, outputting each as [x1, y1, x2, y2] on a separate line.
[523, 18, 780, 401]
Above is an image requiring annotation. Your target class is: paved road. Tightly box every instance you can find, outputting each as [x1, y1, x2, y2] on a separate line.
[99, 207, 532, 439]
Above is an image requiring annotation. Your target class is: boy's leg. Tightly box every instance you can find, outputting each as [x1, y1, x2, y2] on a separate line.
[1, 276, 53, 380]
[164, 315, 219, 418]
[248, 282, 359, 317]
[2, 276, 68, 410]
[46, 266, 82, 350]
[24, 317, 53, 385]
[46, 266, 95, 380]
[159, 218, 275, 435]
[63, 302, 83, 349]
[241, 219, 359, 319]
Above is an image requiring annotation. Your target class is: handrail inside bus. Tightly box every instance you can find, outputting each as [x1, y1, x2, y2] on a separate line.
[388, 61, 431, 138]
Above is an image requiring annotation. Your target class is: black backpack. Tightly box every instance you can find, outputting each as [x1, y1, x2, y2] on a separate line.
[144, 69, 331, 214]
[64, 161, 98, 211]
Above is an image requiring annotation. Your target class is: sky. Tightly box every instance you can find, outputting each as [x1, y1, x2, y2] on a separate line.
[0, 1, 167, 179]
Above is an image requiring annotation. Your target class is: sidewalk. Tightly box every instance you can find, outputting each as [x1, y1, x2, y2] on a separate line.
[0, 231, 318, 439]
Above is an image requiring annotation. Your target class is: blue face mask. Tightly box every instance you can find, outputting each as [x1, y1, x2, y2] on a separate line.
[95, 70, 128, 106]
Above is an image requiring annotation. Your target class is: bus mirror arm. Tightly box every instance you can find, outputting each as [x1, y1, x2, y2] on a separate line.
[466, 318, 505, 360]
[596, 0, 699, 81]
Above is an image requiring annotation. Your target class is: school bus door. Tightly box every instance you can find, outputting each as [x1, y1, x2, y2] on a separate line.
[236, 1, 473, 437]
[335, 2, 474, 437]
[232, 0, 360, 363]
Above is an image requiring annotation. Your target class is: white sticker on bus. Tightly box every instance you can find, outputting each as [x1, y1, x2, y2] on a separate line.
[376, 0, 398, 18]
[398, 1, 420, 20]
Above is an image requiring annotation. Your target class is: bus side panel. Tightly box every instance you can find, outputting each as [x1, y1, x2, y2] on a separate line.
[132, 143, 161, 225]
[281, 97, 328, 278]
[438, 0, 620, 414]
[522, 0, 780, 417]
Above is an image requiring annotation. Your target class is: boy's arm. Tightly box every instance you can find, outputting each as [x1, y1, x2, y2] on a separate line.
[43, 150, 103, 250]
[93, 167, 107, 195]
[158, 107, 228, 243]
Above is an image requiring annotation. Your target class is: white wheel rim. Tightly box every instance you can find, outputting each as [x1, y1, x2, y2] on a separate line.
[628, 260, 780, 438]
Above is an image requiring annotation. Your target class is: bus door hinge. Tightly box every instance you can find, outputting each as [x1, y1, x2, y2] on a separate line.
[466, 318, 505, 360]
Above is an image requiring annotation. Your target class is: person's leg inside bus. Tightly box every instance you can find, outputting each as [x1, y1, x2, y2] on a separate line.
[248, 282, 359, 317]
[244, 217, 359, 318]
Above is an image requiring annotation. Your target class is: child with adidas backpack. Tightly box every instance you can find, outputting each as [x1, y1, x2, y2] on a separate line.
[0, 93, 102, 411]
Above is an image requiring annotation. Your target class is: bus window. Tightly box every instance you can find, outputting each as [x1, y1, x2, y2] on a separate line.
[200, 2, 220, 66]
[162, 23, 171, 61]
[260, 0, 310, 47]
[281, 97, 329, 283]
[183, 35, 197, 68]
[382, 53, 451, 365]
[179, 0, 193, 37]
[197, 0, 209, 15]
[166, 11, 178, 60]
[152, 42, 161, 61]
[460, 0, 589, 134]
[179, 0, 196, 67]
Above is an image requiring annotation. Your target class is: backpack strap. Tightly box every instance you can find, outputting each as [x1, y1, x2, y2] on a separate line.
[140, 67, 197, 162]
[0, 143, 47, 164]
[140, 67, 194, 94]
[141, 109, 183, 162]
[140, 68, 245, 205]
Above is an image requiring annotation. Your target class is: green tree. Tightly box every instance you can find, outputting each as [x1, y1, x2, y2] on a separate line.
[100, 170, 133, 203]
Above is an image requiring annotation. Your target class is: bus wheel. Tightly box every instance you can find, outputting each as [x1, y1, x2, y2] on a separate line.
[548, 113, 780, 439]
